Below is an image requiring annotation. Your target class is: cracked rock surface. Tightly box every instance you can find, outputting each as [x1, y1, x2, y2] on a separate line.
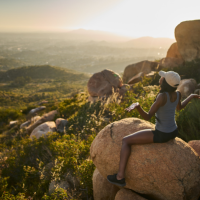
[90, 118, 200, 200]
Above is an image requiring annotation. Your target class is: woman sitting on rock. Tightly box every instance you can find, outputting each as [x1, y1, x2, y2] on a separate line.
[107, 70, 200, 187]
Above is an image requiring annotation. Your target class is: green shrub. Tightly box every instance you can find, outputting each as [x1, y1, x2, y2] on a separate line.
[172, 59, 200, 83]
[0, 108, 22, 124]
[176, 98, 200, 142]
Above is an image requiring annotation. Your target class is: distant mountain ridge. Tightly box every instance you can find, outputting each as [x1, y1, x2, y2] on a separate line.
[65, 29, 133, 42]
[125, 36, 175, 49]
[65, 29, 175, 49]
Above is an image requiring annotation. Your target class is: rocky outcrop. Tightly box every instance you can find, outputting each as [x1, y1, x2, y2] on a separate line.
[158, 42, 184, 68]
[20, 116, 41, 129]
[87, 69, 123, 97]
[158, 57, 184, 68]
[115, 189, 147, 200]
[30, 121, 56, 139]
[196, 83, 200, 89]
[177, 79, 197, 99]
[55, 118, 68, 133]
[90, 118, 200, 200]
[27, 106, 46, 120]
[166, 42, 183, 59]
[123, 61, 158, 83]
[194, 89, 200, 95]
[175, 20, 200, 62]
[128, 72, 144, 85]
[93, 168, 119, 200]
[188, 140, 200, 157]
[119, 84, 130, 96]
[26, 110, 58, 134]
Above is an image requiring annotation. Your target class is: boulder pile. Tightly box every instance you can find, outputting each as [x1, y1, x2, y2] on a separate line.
[90, 118, 200, 200]
[19, 108, 68, 139]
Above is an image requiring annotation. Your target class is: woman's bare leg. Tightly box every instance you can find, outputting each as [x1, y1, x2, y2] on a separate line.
[117, 129, 154, 180]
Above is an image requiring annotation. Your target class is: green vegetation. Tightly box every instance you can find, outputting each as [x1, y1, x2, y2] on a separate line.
[1, 60, 200, 199]
[0, 65, 89, 82]
[172, 59, 200, 83]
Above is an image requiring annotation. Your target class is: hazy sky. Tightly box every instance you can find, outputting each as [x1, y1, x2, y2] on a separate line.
[0, 0, 199, 38]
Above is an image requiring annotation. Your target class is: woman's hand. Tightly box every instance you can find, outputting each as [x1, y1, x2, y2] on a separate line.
[191, 94, 200, 99]
[125, 102, 139, 112]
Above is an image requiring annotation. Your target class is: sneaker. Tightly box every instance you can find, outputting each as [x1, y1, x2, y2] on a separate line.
[107, 174, 126, 187]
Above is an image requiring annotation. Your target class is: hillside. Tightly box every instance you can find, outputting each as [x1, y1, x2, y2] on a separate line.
[0, 58, 28, 70]
[0, 65, 90, 82]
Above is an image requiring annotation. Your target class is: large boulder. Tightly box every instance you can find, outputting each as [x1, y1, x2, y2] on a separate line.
[158, 57, 184, 68]
[123, 61, 158, 83]
[93, 168, 119, 200]
[188, 140, 200, 157]
[20, 116, 41, 129]
[115, 189, 147, 200]
[194, 89, 200, 95]
[175, 20, 200, 62]
[177, 79, 197, 99]
[27, 106, 46, 120]
[166, 42, 183, 59]
[127, 72, 144, 85]
[90, 118, 200, 200]
[87, 69, 123, 97]
[30, 121, 56, 139]
[55, 118, 68, 133]
[26, 110, 58, 134]
[119, 84, 130, 96]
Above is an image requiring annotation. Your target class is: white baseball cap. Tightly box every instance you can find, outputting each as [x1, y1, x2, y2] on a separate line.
[159, 71, 180, 88]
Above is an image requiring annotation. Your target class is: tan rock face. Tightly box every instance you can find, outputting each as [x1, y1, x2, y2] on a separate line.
[166, 42, 182, 59]
[196, 83, 200, 89]
[175, 20, 200, 62]
[127, 72, 144, 85]
[55, 118, 68, 133]
[119, 84, 130, 96]
[93, 168, 119, 200]
[90, 118, 200, 200]
[115, 189, 147, 200]
[26, 110, 58, 134]
[27, 106, 46, 120]
[194, 89, 200, 95]
[123, 61, 158, 83]
[177, 79, 197, 99]
[87, 69, 123, 97]
[158, 57, 184, 68]
[30, 121, 56, 139]
[188, 140, 200, 157]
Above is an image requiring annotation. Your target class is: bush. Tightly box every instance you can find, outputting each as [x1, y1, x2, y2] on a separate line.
[0, 108, 22, 124]
[176, 98, 200, 142]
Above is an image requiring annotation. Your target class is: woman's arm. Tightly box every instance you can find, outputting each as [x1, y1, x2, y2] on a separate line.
[176, 92, 200, 111]
[135, 93, 164, 121]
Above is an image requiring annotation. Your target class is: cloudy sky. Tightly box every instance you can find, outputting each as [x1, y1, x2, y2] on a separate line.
[0, 0, 199, 38]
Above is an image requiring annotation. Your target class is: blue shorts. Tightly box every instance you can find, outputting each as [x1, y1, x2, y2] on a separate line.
[152, 128, 178, 143]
